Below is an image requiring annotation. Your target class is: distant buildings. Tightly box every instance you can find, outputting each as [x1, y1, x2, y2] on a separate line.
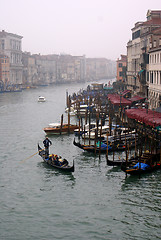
[86, 58, 116, 82]
[0, 30, 116, 91]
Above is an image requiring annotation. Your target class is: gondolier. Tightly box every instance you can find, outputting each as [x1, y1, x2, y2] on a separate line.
[43, 137, 52, 157]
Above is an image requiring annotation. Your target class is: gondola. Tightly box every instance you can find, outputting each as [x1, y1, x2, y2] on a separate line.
[106, 157, 125, 166]
[106, 155, 138, 166]
[38, 144, 74, 172]
[73, 138, 127, 153]
[121, 152, 161, 175]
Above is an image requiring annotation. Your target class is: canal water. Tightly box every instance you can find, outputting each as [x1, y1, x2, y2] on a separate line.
[0, 81, 160, 240]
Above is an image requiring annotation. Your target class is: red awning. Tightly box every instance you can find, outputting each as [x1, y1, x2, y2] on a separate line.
[108, 94, 132, 106]
[121, 89, 131, 96]
[128, 95, 145, 103]
[125, 108, 161, 127]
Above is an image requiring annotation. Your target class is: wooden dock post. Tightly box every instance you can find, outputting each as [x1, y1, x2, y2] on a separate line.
[66, 90, 68, 108]
[106, 132, 109, 164]
[88, 111, 91, 146]
[99, 119, 103, 159]
[68, 112, 70, 133]
[94, 129, 97, 155]
[60, 114, 63, 135]
[78, 116, 81, 141]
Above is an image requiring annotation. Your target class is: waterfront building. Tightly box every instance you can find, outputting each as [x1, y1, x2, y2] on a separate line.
[34, 54, 57, 85]
[22, 52, 38, 87]
[148, 26, 161, 109]
[0, 30, 23, 88]
[0, 54, 10, 90]
[116, 55, 127, 82]
[126, 10, 161, 97]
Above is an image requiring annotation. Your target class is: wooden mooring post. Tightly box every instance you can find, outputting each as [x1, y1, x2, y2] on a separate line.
[60, 114, 63, 135]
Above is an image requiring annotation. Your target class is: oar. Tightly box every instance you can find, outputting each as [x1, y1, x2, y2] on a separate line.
[20, 148, 45, 163]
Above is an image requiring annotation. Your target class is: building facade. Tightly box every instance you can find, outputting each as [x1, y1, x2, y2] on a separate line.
[116, 55, 127, 82]
[148, 26, 161, 109]
[0, 54, 10, 90]
[0, 30, 23, 88]
[126, 10, 161, 97]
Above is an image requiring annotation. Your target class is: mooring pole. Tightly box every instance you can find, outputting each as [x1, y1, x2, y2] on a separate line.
[60, 114, 63, 135]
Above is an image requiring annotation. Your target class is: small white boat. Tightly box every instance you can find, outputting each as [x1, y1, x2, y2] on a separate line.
[38, 96, 46, 102]
[74, 122, 96, 136]
[82, 125, 110, 139]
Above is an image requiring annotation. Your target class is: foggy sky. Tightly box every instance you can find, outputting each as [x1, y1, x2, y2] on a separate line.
[1, 0, 161, 60]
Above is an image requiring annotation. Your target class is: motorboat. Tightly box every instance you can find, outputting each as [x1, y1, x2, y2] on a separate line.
[38, 96, 46, 102]
[43, 123, 79, 135]
[82, 125, 111, 139]
[74, 122, 96, 136]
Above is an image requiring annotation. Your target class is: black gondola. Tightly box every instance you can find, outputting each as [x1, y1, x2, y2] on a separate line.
[106, 155, 138, 166]
[38, 144, 74, 172]
[121, 152, 161, 175]
[73, 138, 136, 154]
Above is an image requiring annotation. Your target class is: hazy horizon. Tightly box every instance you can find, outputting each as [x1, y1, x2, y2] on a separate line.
[1, 0, 161, 60]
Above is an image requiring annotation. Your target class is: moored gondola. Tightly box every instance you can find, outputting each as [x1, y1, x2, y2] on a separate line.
[38, 144, 74, 172]
[121, 152, 161, 175]
[73, 138, 134, 153]
[106, 155, 138, 166]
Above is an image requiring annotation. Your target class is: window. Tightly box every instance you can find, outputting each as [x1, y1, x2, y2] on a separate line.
[154, 40, 156, 48]
[159, 39, 161, 46]
[147, 71, 149, 82]
[132, 30, 140, 40]
[1, 40, 5, 49]
[151, 72, 153, 84]
[118, 63, 122, 67]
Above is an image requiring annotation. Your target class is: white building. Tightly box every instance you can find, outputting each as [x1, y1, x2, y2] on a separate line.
[148, 27, 161, 109]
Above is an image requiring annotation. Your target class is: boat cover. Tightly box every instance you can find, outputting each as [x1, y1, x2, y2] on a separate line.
[133, 162, 150, 170]
[125, 108, 161, 127]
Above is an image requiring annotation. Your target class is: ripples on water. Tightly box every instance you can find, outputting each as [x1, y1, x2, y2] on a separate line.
[0, 83, 161, 240]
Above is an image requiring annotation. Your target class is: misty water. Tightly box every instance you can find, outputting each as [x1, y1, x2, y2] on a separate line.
[0, 81, 161, 240]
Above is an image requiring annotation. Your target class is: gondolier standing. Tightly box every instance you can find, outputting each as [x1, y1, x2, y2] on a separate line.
[43, 137, 52, 158]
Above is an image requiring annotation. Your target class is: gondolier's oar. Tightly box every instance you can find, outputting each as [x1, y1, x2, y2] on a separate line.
[20, 148, 45, 163]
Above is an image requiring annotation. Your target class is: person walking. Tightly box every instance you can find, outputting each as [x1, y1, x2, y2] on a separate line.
[43, 137, 52, 158]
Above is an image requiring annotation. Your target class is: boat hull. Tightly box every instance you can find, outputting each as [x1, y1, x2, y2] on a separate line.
[44, 124, 79, 135]
[121, 153, 161, 175]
